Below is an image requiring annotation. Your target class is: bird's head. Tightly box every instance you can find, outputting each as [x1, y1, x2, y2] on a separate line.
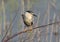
[26, 11, 37, 17]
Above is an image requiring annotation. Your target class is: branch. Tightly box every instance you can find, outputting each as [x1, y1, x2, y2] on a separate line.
[2, 8, 19, 42]
[3, 21, 60, 42]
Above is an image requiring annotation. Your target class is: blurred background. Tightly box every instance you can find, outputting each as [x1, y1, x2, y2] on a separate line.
[0, 0, 60, 42]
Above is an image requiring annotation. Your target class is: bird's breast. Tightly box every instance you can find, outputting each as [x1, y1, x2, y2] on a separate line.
[25, 13, 33, 20]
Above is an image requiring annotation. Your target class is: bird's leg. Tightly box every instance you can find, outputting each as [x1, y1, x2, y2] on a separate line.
[27, 26, 33, 42]
[29, 26, 32, 31]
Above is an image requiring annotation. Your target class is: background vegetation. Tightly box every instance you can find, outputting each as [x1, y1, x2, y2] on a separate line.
[0, 0, 60, 42]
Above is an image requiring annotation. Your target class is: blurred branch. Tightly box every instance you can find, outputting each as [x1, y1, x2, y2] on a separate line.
[2, 0, 6, 35]
[46, 1, 50, 42]
[1, 8, 19, 42]
[18, 0, 25, 42]
[36, 13, 41, 42]
[50, 13, 56, 42]
[3, 21, 60, 42]
[1, 0, 6, 41]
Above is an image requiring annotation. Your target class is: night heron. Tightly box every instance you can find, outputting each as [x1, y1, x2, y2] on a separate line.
[22, 11, 37, 27]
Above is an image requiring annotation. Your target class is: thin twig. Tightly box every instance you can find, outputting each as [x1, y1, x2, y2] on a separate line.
[1, 8, 19, 42]
[3, 21, 60, 42]
[46, 1, 50, 42]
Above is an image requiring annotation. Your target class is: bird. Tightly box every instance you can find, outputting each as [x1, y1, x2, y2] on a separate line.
[22, 11, 37, 36]
[22, 10, 37, 27]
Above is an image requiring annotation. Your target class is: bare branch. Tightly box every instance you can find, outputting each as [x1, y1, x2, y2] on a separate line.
[3, 21, 60, 42]
[1, 8, 19, 42]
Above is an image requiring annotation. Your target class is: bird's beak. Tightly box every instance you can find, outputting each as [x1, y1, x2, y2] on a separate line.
[33, 14, 37, 17]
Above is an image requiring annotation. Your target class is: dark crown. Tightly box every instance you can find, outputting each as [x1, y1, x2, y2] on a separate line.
[26, 11, 33, 13]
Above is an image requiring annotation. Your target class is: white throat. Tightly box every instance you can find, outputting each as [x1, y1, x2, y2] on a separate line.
[25, 12, 33, 20]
